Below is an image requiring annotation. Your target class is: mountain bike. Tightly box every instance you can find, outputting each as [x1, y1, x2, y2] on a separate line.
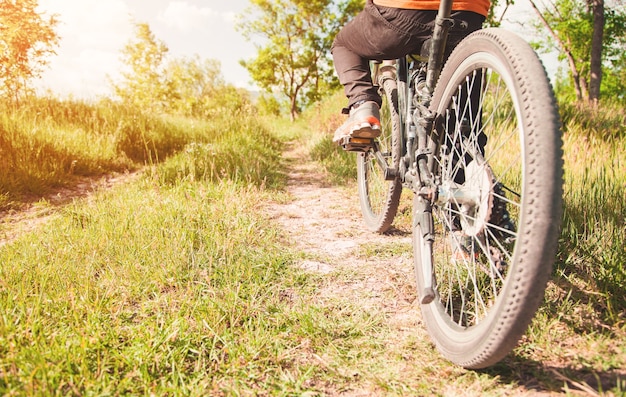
[339, 1, 563, 369]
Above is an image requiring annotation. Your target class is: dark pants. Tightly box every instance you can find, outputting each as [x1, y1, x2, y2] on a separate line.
[332, 0, 485, 109]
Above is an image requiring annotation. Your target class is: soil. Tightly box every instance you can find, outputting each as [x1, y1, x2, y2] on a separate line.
[265, 141, 420, 330]
[265, 141, 430, 395]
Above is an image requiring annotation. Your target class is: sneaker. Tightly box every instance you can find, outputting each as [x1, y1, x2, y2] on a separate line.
[489, 182, 516, 241]
[332, 101, 381, 145]
[449, 230, 475, 264]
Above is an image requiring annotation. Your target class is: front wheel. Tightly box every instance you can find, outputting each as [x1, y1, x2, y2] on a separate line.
[414, 28, 563, 368]
[357, 76, 403, 233]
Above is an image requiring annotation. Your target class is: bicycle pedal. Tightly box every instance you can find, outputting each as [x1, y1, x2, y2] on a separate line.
[339, 136, 375, 152]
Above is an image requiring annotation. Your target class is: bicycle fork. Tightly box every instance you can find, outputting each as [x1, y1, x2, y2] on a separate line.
[407, 4, 457, 305]
[409, 90, 438, 305]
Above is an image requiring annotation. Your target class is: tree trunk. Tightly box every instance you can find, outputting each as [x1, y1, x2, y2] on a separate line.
[589, 0, 605, 105]
[290, 96, 298, 121]
[569, 61, 584, 101]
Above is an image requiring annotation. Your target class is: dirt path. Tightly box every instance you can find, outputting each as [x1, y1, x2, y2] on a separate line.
[266, 141, 418, 314]
[264, 141, 444, 394]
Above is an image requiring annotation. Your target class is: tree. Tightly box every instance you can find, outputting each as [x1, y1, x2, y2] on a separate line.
[486, 0, 516, 26]
[113, 23, 169, 112]
[164, 56, 252, 118]
[164, 56, 224, 116]
[114, 23, 252, 118]
[238, 0, 362, 120]
[529, 0, 626, 104]
[0, 0, 59, 104]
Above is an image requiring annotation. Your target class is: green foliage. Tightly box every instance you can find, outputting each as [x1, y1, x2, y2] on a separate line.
[114, 24, 253, 119]
[557, 121, 626, 324]
[486, 0, 516, 27]
[0, 178, 299, 395]
[238, 0, 362, 119]
[0, 0, 59, 103]
[113, 23, 170, 112]
[164, 56, 253, 118]
[256, 94, 284, 117]
[0, 97, 128, 203]
[600, 6, 626, 103]
[309, 134, 356, 183]
[531, 0, 626, 101]
[558, 97, 626, 139]
[0, 103, 368, 395]
[299, 91, 356, 183]
[0, 16, 258, 209]
[251, 88, 352, 181]
[155, 118, 285, 189]
[601, 58, 626, 103]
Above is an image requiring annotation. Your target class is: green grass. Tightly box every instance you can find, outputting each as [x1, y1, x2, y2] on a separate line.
[154, 118, 284, 189]
[0, 179, 297, 395]
[0, 176, 409, 395]
[304, 92, 357, 184]
[0, 106, 320, 394]
[0, 97, 227, 208]
[0, 97, 406, 395]
[551, 101, 626, 325]
[1, 92, 625, 395]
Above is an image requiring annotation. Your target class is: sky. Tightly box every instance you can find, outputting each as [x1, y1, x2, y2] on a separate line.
[34, 0, 560, 100]
[35, 0, 257, 99]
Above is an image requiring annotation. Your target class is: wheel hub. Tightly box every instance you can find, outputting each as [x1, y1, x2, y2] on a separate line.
[459, 161, 494, 236]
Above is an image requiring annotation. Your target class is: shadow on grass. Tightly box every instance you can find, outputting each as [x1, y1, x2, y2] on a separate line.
[382, 226, 411, 237]
[483, 355, 625, 395]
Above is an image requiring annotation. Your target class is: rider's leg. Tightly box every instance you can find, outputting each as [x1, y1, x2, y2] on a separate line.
[331, 1, 436, 142]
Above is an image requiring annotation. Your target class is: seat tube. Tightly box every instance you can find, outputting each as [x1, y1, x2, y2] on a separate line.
[425, 0, 454, 93]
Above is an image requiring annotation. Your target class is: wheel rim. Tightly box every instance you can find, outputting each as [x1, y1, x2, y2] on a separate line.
[357, 81, 400, 229]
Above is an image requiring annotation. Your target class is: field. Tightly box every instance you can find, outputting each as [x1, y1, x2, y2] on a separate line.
[0, 94, 624, 395]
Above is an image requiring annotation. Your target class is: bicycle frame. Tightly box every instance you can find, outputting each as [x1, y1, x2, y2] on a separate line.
[394, 0, 460, 304]
[370, 0, 487, 304]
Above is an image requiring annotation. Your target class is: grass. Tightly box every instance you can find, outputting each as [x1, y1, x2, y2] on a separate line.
[0, 91, 625, 395]
[0, 96, 417, 395]
[555, 121, 625, 324]
[0, 97, 223, 209]
[306, 92, 357, 184]
[0, 98, 300, 394]
[0, 179, 299, 395]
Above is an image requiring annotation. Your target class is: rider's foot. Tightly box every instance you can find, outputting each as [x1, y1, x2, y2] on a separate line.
[449, 231, 476, 263]
[333, 101, 381, 145]
[490, 182, 516, 241]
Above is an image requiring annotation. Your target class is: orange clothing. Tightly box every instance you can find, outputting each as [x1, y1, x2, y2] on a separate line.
[373, 0, 490, 17]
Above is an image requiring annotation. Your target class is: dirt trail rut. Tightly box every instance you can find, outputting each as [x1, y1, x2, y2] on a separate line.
[265, 141, 426, 350]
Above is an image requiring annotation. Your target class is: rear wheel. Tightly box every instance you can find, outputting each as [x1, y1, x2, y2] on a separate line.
[414, 28, 563, 368]
[357, 77, 403, 233]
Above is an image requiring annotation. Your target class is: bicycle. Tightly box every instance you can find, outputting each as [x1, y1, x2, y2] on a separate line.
[338, 1, 563, 369]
